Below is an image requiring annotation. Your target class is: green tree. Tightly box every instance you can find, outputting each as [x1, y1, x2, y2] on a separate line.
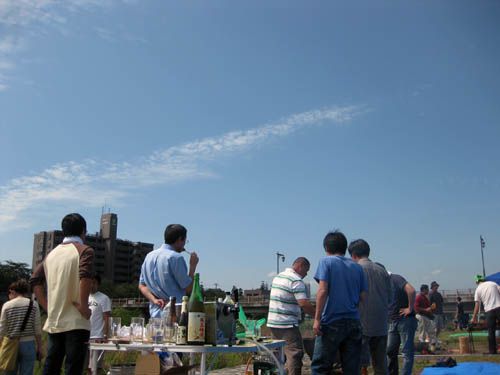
[0, 260, 32, 290]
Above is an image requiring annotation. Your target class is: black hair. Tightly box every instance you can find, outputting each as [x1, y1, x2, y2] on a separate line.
[9, 279, 30, 295]
[348, 239, 370, 258]
[323, 230, 348, 255]
[420, 284, 429, 292]
[164, 224, 187, 245]
[92, 274, 101, 284]
[457, 296, 462, 301]
[293, 257, 310, 267]
[61, 213, 87, 237]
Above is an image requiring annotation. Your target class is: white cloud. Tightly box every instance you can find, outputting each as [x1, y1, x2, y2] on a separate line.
[267, 271, 277, 278]
[0, 0, 142, 91]
[431, 269, 442, 275]
[0, 106, 364, 232]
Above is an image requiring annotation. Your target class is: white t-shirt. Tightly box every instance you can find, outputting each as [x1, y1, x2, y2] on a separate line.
[474, 281, 500, 312]
[89, 291, 112, 339]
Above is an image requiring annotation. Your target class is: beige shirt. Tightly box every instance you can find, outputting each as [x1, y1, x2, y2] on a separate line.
[31, 242, 94, 333]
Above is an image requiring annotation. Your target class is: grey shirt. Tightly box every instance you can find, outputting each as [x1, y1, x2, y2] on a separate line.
[358, 258, 392, 336]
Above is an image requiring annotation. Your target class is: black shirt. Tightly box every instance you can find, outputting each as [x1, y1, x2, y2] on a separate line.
[429, 290, 444, 314]
[389, 273, 415, 321]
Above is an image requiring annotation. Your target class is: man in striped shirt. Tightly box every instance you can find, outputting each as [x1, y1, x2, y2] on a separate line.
[267, 257, 315, 375]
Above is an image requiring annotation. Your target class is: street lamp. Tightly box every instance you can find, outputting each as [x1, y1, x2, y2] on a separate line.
[480, 235, 486, 278]
[276, 252, 285, 274]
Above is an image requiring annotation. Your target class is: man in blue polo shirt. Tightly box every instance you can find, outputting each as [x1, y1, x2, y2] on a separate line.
[139, 224, 199, 318]
[311, 230, 368, 375]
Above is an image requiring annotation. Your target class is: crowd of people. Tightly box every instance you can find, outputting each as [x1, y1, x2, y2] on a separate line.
[267, 230, 499, 375]
[0, 213, 499, 375]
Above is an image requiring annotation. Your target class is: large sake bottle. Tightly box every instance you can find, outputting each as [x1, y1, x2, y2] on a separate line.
[187, 273, 205, 345]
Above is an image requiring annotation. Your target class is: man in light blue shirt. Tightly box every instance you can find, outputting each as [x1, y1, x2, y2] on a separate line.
[139, 224, 199, 318]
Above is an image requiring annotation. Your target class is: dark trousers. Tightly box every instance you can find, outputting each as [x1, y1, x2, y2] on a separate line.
[486, 307, 500, 354]
[360, 335, 388, 375]
[311, 319, 362, 375]
[43, 329, 90, 375]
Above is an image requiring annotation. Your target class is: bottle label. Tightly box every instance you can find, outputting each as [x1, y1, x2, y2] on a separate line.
[176, 326, 187, 344]
[188, 312, 205, 343]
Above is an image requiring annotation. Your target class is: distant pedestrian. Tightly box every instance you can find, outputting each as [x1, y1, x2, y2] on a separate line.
[30, 213, 94, 375]
[471, 275, 500, 354]
[386, 273, 417, 375]
[0, 279, 42, 375]
[414, 284, 437, 351]
[87, 274, 111, 374]
[429, 281, 444, 342]
[455, 297, 467, 330]
[311, 230, 368, 375]
[349, 239, 391, 375]
[267, 257, 315, 375]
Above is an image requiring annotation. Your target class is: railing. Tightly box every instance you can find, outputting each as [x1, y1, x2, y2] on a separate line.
[111, 298, 148, 308]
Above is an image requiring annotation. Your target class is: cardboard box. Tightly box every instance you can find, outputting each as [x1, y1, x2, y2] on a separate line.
[134, 352, 195, 375]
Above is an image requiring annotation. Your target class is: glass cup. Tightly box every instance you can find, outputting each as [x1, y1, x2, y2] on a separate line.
[130, 317, 145, 343]
[150, 318, 164, 344]
[109, 317, 121, 340]
[165, 322, 178, 343]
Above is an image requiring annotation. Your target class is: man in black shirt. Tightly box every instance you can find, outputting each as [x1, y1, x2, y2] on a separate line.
[429, 281, 444, 341]
[386, 273, 417, 375]
[455, 297, 466, 330]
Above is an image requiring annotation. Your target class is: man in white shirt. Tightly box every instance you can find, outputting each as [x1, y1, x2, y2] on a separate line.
[471, 274, 500, 354]
[87, 274, 111, 374]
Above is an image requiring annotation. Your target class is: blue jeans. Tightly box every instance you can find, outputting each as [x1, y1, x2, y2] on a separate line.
[43, 329, 90, 375]
[6, 340, 36, 375]
[386, 316, 417, 375]
[311, 319, 362, 375]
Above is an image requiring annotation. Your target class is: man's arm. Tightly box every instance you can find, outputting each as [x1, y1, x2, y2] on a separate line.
[359, 290, 368, 305]
[74, 245, 93, 319]
[313, 281, 328, 336]
[138, 283, 166, 309]
[400, 283, 416, 316]
[297, 299, 315, 317]
[184, 252, 199, 294]
[30, 262, 47, 311]
[471, 301, 480, 323]
[33, 285, 47, 312]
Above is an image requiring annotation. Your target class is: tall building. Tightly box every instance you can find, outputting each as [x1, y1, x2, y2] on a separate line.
[32, 213, 153, 284]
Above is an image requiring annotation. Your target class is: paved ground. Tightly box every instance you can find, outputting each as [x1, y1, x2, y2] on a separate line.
[210, 357, 313, 374]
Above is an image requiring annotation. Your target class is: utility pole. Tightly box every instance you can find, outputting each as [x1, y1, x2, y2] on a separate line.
[214, 283, 219, 290]
[480, 235, 486, 277]
[276, 252, 285, 274]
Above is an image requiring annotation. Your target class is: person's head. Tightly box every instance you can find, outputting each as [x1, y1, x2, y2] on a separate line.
[8, 279, 30, 299]
[348, 239, 370, 261]
[430, 281, 439, 291]
[475, 274, 485, 284]
[164, 224, 188, 251]
[61, 213, 87, 239]
[420, 284, 429, 295]
[323, 230, 348, 255]
[91, 274, 101, 294]
[457, 296, 462, 302]
[292, 257, 311, 279]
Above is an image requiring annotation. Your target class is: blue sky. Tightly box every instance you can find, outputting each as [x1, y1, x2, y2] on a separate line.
[1, 0, 499, 293]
